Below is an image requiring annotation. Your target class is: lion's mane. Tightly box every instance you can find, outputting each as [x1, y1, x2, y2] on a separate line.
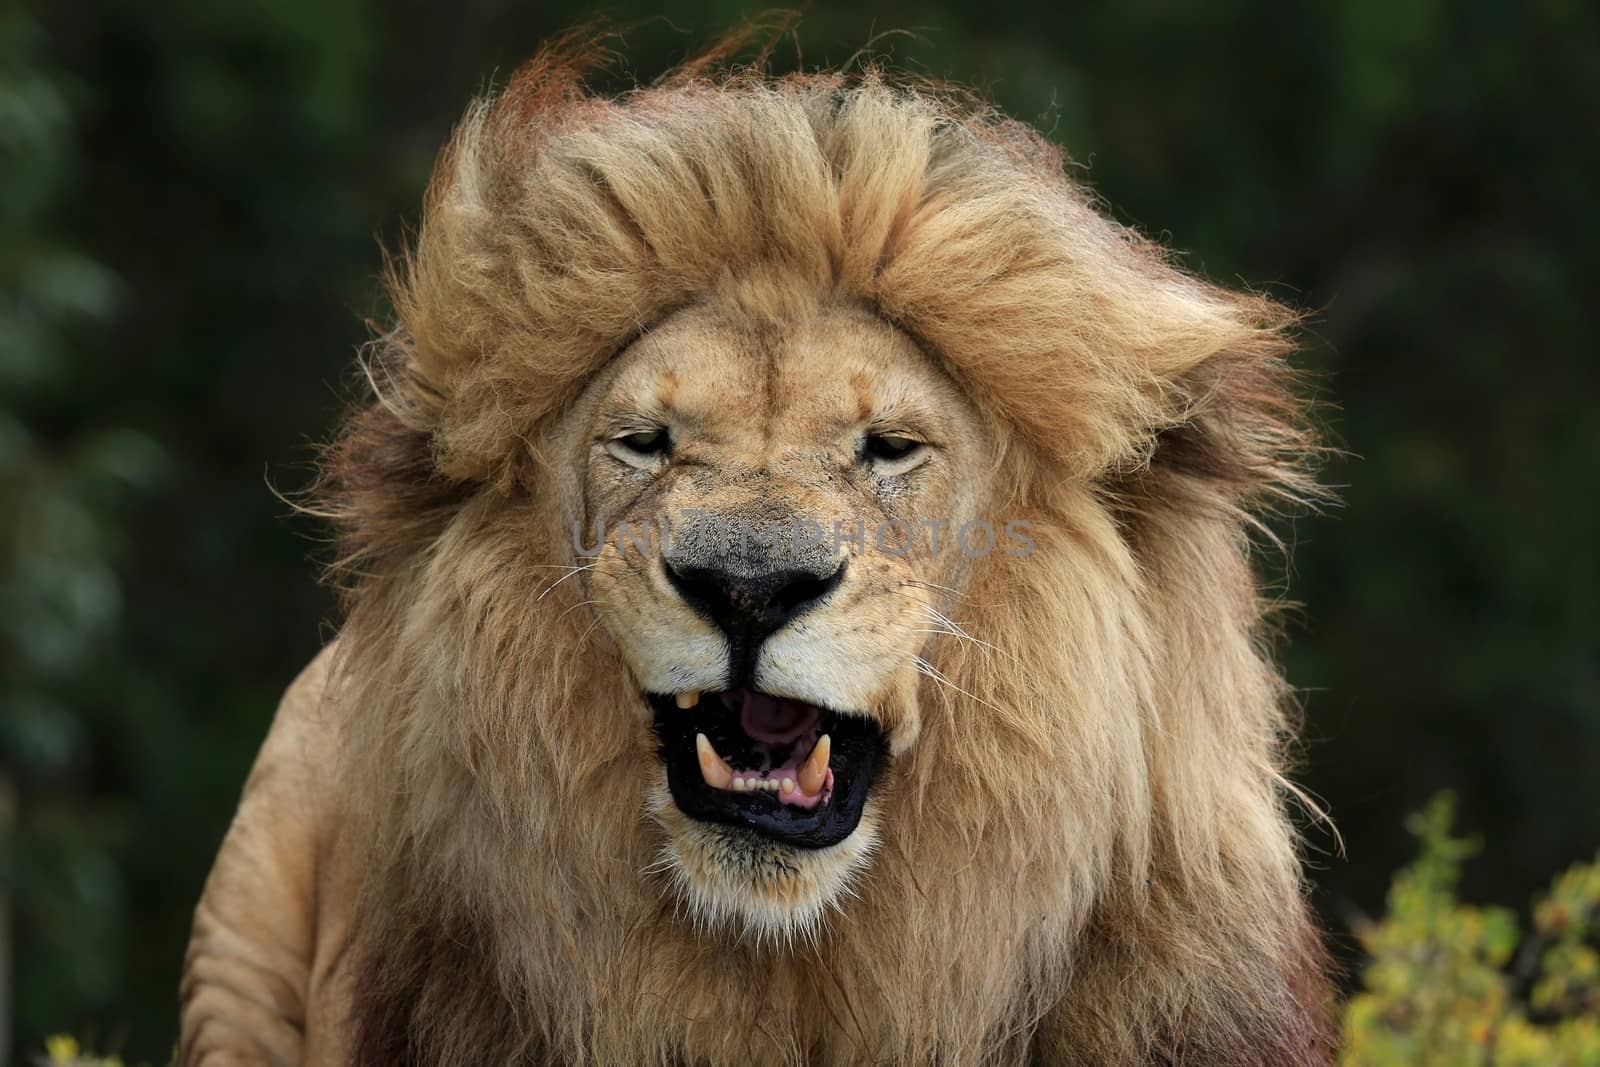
[319, 33, 1335, 1067]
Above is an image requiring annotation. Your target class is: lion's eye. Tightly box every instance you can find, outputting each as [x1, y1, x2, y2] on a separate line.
[607, 428, 671, 468]
[860, 432, 929, 475]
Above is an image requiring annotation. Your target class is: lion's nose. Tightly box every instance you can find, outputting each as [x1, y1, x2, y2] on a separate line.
[664, 558, 846, 639]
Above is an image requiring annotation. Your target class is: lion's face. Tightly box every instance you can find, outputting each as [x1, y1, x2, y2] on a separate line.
[551, 294, 997, 935]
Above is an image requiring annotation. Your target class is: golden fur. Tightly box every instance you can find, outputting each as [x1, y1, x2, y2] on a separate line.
[210, 32, 1336, 1067]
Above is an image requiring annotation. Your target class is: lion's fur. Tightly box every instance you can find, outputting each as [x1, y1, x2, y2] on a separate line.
[316, 34, 1335, 1067]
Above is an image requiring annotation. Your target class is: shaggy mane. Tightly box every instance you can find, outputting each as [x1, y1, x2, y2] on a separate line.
[317, 29, 1336, 1067]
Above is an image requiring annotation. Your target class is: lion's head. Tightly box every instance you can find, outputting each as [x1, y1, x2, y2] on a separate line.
[548, 289, 1005, 933]
[323, 36, 1334, 1067]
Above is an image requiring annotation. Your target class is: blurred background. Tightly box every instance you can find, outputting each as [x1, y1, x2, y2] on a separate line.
[2, 1, 1596, 1061]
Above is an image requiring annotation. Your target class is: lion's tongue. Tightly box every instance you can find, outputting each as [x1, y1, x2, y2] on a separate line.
[740, 690, 820, 744]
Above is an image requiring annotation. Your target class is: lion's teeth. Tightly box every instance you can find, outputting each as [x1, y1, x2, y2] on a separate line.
[799, 734, 830, 797]
[695, 733, 733, 790]
[717, 771, 798, 794]
[676, 691, 701, 709]
[695, 735, 824, 798]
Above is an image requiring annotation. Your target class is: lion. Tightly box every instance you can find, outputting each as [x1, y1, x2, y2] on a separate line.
[179, 34, 1336, 1067]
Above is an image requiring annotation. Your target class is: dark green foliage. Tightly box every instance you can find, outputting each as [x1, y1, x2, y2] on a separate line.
[2, 2, 1596, 1061]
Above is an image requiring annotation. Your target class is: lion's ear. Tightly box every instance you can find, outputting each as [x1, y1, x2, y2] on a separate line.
[315, 332, 474, 596]
[1127, 317, 1323, 522]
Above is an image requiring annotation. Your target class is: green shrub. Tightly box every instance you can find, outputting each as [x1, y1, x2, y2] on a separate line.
[1342, 794, 1600, 1066]
[37, 1035, 126, 1067]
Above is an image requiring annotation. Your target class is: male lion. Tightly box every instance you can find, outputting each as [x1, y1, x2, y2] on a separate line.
[180, 38, 1336, 1067]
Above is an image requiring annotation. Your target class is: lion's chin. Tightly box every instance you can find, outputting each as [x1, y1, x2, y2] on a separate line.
[649, 787, 880, 942]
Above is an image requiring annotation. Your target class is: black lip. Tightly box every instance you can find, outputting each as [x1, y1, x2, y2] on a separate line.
[649, 692, 887, 849]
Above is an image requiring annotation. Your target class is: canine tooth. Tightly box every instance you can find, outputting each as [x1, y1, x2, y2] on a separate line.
[781, 777, 795, 793]
[676, 691, 701, 709]
[695, 733, 733, 790]
[733, 777, 746, 792]
[799, 734, 831, 797]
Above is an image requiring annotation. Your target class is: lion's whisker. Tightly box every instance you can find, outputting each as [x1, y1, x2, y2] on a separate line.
[554, 599, 601, 625]
[891, 592, 1020, 666]
[535, 561, 603, 602]
[913, 655, 1010, 717]
[902, 577, 966, 601]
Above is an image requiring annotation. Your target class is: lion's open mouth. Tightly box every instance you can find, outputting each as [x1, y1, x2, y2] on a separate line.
[649, 690, 886, 849]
